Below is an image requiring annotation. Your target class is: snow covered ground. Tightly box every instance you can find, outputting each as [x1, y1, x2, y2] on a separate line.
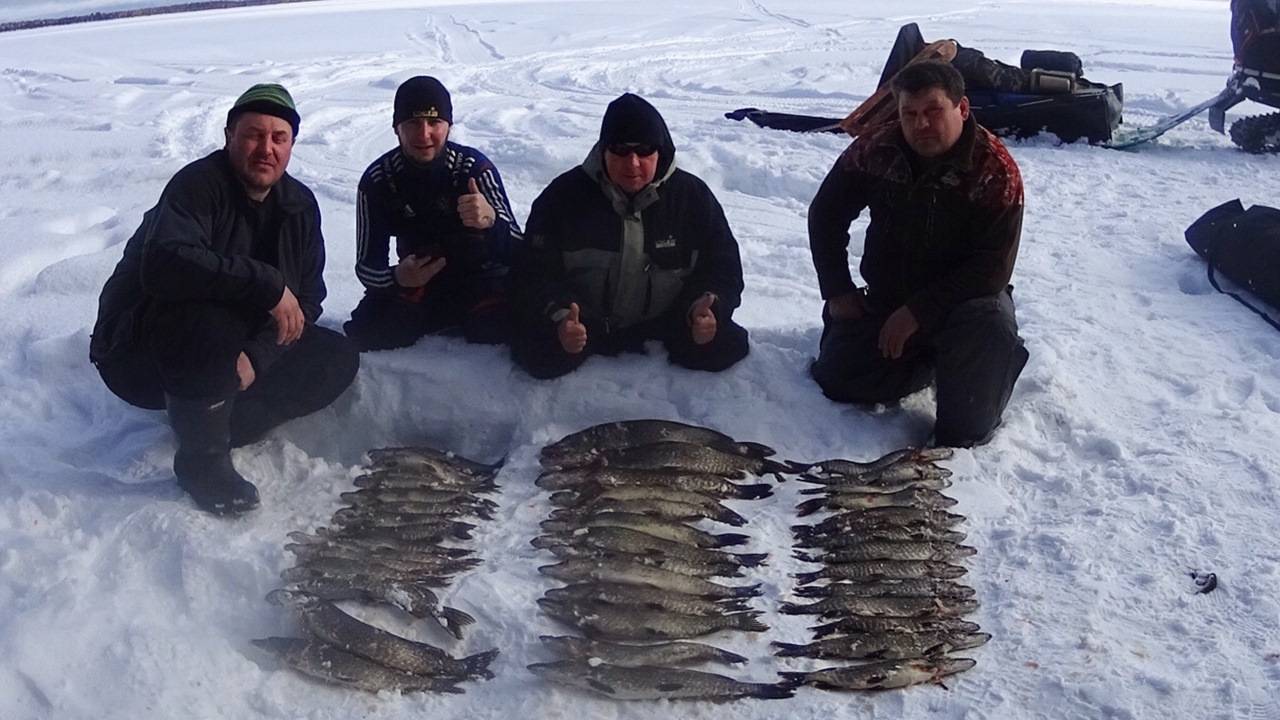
[1, 0, 1278, 718]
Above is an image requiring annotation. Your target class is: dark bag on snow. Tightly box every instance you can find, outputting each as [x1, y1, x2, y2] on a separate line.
[1020, 49, 1084, 76]
[1185, 199, 1280, 330]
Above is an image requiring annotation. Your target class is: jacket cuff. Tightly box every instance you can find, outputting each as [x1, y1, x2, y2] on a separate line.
[905, 292, 946, 333]
[253, 269, 287, 312]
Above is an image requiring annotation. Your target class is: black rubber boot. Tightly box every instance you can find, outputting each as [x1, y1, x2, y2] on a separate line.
[166, 395, 260, 515]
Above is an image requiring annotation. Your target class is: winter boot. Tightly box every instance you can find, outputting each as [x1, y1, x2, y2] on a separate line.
[166, 395, 260, 515]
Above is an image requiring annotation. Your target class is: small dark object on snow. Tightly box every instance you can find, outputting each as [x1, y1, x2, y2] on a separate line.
[1190, 571, 1218, 594]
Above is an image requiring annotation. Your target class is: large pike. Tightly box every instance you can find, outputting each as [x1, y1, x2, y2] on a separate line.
[287, 543, 482, 577]
[352, 469, 498, 494]
[800, 447, 954, 478]
[591, 441, 804, 480]
[794, 541, 977, 564]
[550, 485, 749, 515]
[275, 595, 496, 677]
[538, 597, 767, 641]
[779, 657, 976, 691]
[280, 558, 450, 587]
[269, 578, 471, 638]
[541, 545, 747, 579]
[547, 496, 747, 527]
[797, 508, 966, 537]
[340, 487, 498, 511]
[780, 595, 979, 619]
[540, 635, 747, 667]
[794, 524, 966, 548]
[528, 660, 793, 700]
[539, 558, 761, 599]
[540, 512, 749, 548]
[252, 637, 463, 694]
[811, 615, 981, 638]
[328, 517, 477, 541]
[795, 488, 958, 514]
[544, 582, 751, 616]
[367, 446, 503, 479]
[793, 578, 975, 599]
[536, 467, 773, 499]
[534, 526, 767, 569]
[773, 631, 990, 661]
[289, 529, 475, 558]
[540, 420, 776, 467]
[798, 464, 954, 494]
[794, 560, 968, 584]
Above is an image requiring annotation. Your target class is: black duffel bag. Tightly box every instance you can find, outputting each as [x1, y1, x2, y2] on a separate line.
[1185, 199, 1280, 330]
[1021, 49, 1084, 76]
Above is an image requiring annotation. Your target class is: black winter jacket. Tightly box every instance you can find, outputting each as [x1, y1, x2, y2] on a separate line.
[809, 116, 1024, 331]
[514, 143, 744, 339]
[90, 150, 327, 374]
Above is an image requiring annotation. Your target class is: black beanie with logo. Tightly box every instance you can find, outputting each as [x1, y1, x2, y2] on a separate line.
[394, 76, 453, 126]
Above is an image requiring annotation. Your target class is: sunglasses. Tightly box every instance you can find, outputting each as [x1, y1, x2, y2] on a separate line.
[606, 143, 659, 157]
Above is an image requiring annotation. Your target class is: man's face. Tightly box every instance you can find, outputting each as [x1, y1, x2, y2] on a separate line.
[604, 143, 660, 195]
[897, 87, 969, 159]
[396, 117, 450, 164]
[224, 112, 293, 198]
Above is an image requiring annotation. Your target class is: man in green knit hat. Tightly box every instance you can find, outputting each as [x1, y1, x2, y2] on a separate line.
[91, 83, 359, 515]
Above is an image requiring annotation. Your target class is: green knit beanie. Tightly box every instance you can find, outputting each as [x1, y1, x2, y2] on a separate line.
[226, 83, 300, 136]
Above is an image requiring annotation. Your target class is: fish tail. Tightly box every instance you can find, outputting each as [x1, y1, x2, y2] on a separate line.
[715, 508, 749, 527]
[792, 585, 829, 598]
[776, 672, 811, 688]
[795, 498, 826, 517]
[732, 612, 770, 632]
[792, 570, 822, 585]
[460, 648, 500, 680]
[738, 441, 777, 458]
[761, 458, 805, 480]
[714, 648, 750, 665]
[449, 522, 477, 539]
[796, 486, 826, 496]
[735, 553, 769, 568]
[770, 641, 811, 657]
[439, 606, 477, 640]
[530, 536, 566, 549]
[751, 682, 797, 699]
[729, 583, 764, 598]
[792, 550, 821, 562]
[734, 483, 775, 500]
[712, 533, 750, 547]
[778, 602, 813, 615]
[809, 621, 841, 638]
[539, 519, 572, 534]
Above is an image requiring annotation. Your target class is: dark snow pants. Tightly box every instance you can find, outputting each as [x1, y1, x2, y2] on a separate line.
[96, 301, 360, 447]
[512, 309, 750, 380]
[343, 289, 510, 351]
[810, 291, 1028, 448]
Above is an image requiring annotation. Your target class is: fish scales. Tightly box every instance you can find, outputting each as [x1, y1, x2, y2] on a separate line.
[270, 580, 465, 632]
[538, 526, 767, 569]
[780, 595, 979, 618]
[536, 467, 773, 499]
[367, 447, 502, 478]
[794, 525, 966, 548]
[811, 615, 981, 637]
[596, 441, 797, 479]
[252, 637, 463, 694]
[544, 582, 751, 616]
[794, 541, 977, 564]
[540, 512, 749, 548]
[528, 660, 794, 700]
[542, 545, 745, 579]
[540, 420, 775, 467]
[773, 631, 990, 661]
[548, 496, 747, 527]
[539, 635, 747, 667]
[794, 560, 968, 584]
[780, 657, 976, 691]
[793, 578, 976, 599]
[539, 558, 761, 599]
[538, 597, 767, 641]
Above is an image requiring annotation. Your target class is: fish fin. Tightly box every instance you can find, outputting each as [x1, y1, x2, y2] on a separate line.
[716, 507, 749, 527]
[792, 586, 828, 598]
[795, 498, 825, 517]
[539, 520, 572, 534]
[792, 550, 820, 563]
[440, 606, 477, 640]
[460, 648, 500, 680]
[754, 683, 797, 699]
[778, 602, 813, 615]
[735, 553, 769, 568]
[716, 649, 750, 665]
[738, 441, 777, 458]
[793, 571, 820, 585]
[712, 533, 750, 547]
[734, 483, 775, 500]
[733, 613, 770, 632]
[770, 641, 808, 657]
[776, 672, 810, 688]
[730, 583, 763, 599]
[586, 679, 617, 695]
[809, 621, 840, 638]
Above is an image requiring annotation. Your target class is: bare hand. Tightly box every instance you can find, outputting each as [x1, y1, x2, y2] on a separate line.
[394, 254, 448, 289]
[557, 302, 587, 354]
[688, 292, 718, 345]
[236, 352, 256, 391]
[457, 177, 496, 230]
[827, 291, 866, 321]
[878, 305, 919, 359]
[270, 285, 305, 345]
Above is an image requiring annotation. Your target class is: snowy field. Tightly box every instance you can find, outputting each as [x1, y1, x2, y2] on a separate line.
[2, 0, 1278, 718]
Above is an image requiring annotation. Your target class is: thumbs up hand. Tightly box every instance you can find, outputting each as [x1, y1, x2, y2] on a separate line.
[458, 176, 496, 230]
[557, 302, 588, 355]
[688, 292, 718, 345]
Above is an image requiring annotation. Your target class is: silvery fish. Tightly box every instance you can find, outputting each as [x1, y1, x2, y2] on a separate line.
[535, 526, 767, 569]
[794, 560, 968, 584]
[793, 541, 977, 564]
[773, 631, 990, 661]
[540, 512, 749, 548]
[780, 595, 979, 619]
[539, 558, 761, 599]
[528, 660, 794, 700]
[811, 615, 981, 638]
[548, 496, 747, 527]
[536, 467, 773, 499]
[269, 580, 468, 637]
[283, 596, 496, 677]
[538, 597, 768, 641]
[543, 582, 751, 616]
[793, 578, 976, 599]
[779, 656, 976, 691]
[539, 635, 747, 667]
[251, 637, 463, 694]
[592, 441, 804, 479]
[540, 420, 776, 467]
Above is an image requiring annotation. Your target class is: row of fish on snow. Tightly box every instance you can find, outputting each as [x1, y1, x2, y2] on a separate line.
[253, 420, 987, 700]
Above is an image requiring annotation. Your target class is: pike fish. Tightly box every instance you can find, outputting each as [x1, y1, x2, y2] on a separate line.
[280, 558, 450, 587]
[269, 579, 469, 637]
[329, 517, 477, 541]
[536, 467, 773, 499]
[288, 543, 482, 576]
[535, 526, 767, 569]
[538, 597, 767, 641]
[794, 524, 966, 548]
[528, 660, 794, 700]
[798, 465, 954, 495]
[779, 656, 976, 691]
[289, 529, 474, 558]
[540, 512, 749, 548]
[800, 447, 954, 478]
[352, 470, 498, 494]
[773, 631, 990, 661]
[779, 595, 979, 619]
[550, 485, 744, 513]
[794, 560, 968, 584]
[367, 446, 503, 479]
[252, 637, 463, 693]
[541, 545, 746, 579]
[811, 615, 981, 638]
[794, 541, 977, 564]
[539, 558, 761, 599]
[540, 420, 776, 467]
[547, 496, 747, 527]
[340, 487, 498, 510]
[592, 441, 804, 479]
[543, 582, 751, 616]
[280, 595, 496, 677]
[793, 578, 976, 599]
[795, 488, 958, 514]
[540, 635, 747, 667]
[799, 508, 966, 536]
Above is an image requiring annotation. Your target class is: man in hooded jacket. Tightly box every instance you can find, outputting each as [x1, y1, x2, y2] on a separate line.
[511, 93, 749, 378]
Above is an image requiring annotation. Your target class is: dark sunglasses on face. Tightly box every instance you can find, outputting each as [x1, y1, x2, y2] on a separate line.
[606, 143, 659, 157]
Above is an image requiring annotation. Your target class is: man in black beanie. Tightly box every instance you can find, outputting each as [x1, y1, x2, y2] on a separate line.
[90, 83, 359, 515]
[510, 92, 749, 378]
[345, 75, 523, 350]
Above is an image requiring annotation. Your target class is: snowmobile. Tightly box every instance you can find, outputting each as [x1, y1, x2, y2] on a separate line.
[1209, 0, 1280, 153]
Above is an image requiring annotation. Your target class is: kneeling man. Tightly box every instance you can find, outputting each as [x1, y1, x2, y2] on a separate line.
[90, 84, 359, 514]
[512, 93, 749, 378]
[808, 61, 1029, 448]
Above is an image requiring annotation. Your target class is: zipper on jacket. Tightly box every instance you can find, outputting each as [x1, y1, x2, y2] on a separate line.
[642, 262, 653, 317]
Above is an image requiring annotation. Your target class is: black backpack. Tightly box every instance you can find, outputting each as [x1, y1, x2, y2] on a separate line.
[1185, 199, 1280, 330]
